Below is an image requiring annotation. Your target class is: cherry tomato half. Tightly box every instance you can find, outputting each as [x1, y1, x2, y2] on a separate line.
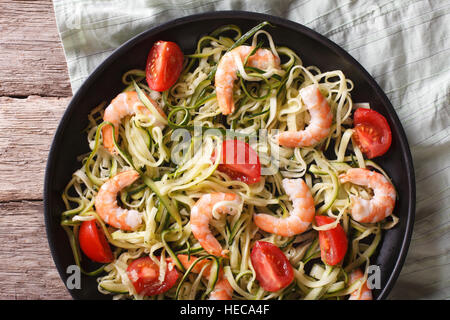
[126, 256, 179, 296]
[78, 220, 114, 263]
[353, 108, 392, 159]
[315, 216, 348, 266]
[250, 241, 294, 292]
[213, 140, 261, 184]
[146, 40, 184, 92]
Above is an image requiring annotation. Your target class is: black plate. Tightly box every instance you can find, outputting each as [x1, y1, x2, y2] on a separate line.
[44, 11, 415, 300]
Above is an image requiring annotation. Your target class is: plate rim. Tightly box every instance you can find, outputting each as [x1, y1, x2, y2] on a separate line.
[44, 10, 416, 300]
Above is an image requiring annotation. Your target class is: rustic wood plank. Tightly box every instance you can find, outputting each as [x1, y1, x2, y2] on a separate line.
[0, 0, 71, 97]
[0, 96, 70, 201]
[0, 200, 71, 299]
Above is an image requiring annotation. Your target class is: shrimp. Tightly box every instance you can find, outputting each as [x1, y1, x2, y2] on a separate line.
[190, 193, 242, 258]
[339, 168, 396, 223]
[102, 91, 166, 154]
[348, 269, 373, 300]
[253, 178, 315, 237]
[94, 170, 143, 231]
[172, 254, 233, 300]
[215, 45, 281, 115]
[276, 84, 333, 148]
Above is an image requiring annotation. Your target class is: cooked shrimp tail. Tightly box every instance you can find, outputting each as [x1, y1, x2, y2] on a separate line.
[276, 84, 333, 148]
[190, 193, 242, 258]
[102, 91, 166, 154]
[253, 178, 315, 236]
[339, 168, 396, 223]
[215, 45, 281, 115]
[94, 170, 143, 231]
[348, 269, 373, 300]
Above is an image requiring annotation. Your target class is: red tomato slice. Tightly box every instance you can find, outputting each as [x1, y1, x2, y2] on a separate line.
[126, 257, 179, 296]
[146, 40, 184, 92]
[315, 216, 348, 266]
[213, 140, 261, 184]
[353, 108, 392, 159]
[250, 241, 294, 292]
[79, 220, 113, 263]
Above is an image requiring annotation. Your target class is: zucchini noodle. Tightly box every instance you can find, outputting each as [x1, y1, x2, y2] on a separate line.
[60, 22, 398, 300]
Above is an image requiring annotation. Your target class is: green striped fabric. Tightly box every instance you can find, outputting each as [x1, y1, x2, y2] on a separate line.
[53, 0, 450, 299]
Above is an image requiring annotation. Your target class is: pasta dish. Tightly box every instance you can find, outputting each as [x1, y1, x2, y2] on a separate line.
[61, 22, 398, 300]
